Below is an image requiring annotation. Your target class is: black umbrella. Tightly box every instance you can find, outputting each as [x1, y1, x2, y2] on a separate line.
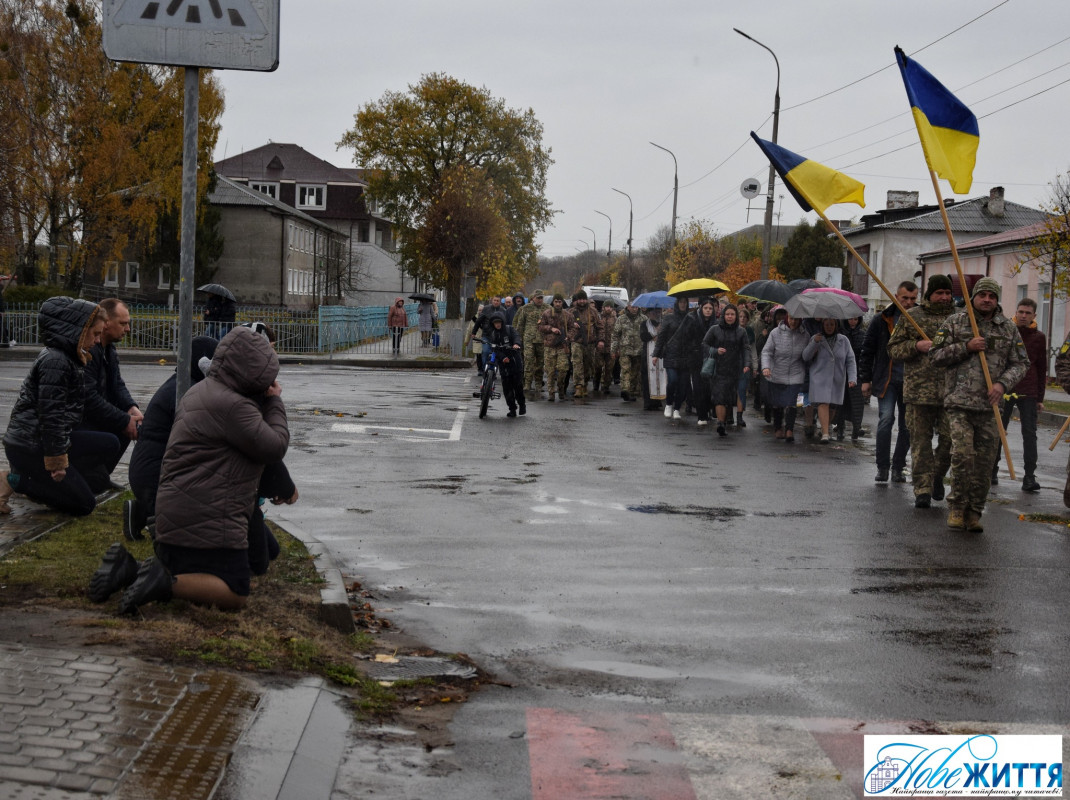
[787, 278, 824, 293]
[735, 279, 793, 304]
[197, 283, 236, 302]
[408, 292, 435, 302]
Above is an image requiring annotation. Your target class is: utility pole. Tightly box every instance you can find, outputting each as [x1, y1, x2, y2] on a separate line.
[594, 210, 612, 266]
[612, 188, 633, 263]
[650, 142, 678, 252]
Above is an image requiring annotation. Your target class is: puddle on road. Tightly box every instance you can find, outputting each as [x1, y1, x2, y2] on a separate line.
[628, 503, 822, 521]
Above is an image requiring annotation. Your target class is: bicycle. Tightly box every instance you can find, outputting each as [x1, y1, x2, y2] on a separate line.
[476, 342, 506, 418]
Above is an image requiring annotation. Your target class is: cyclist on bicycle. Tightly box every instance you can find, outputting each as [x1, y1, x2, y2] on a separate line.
[484, 313, 526, 417]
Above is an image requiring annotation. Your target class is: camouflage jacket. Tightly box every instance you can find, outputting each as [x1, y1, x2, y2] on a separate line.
[886, 299, 955, 405]
[570, 304, 604, 347]
[513, 301, 544, 344]
[611, 309, 645, 357]
[600, 307, 618, 344]
[537, 307, 576, 349]
[929, 309, 1029, 411]
[1056, 331, 1070, 391]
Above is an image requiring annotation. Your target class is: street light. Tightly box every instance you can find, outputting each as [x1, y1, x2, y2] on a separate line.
[734, 28, 780, 281]
[649, 142, 678, 252]
[594, 210, 612, 261]
[612, 188, 633, 263]
[582, 226, 597, 255]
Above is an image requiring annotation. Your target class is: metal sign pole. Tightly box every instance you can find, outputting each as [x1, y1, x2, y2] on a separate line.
[176, 67, 199, 402]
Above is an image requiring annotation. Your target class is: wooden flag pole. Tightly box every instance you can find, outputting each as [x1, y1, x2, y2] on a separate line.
[1049, 415, 1070, 451]
[817, 211, 930, 340]
[927, 170, 1016, 480]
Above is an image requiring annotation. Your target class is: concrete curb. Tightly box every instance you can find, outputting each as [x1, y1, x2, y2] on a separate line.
[267, 514, 355, 635]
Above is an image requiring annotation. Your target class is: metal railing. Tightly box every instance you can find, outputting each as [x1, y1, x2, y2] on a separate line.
[1, 301, 451, 357]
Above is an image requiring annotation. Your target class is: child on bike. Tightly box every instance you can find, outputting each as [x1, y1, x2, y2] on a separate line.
[484, 313, 526, 417]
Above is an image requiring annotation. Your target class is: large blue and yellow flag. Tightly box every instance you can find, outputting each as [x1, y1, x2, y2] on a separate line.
[895, 46, 979, 194]
[749, 133, 866, 215]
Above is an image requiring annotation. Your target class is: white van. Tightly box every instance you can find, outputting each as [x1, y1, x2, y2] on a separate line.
[581, 285, 630, 306]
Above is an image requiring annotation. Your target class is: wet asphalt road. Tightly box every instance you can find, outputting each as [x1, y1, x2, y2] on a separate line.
[2, 361, 1068, 797]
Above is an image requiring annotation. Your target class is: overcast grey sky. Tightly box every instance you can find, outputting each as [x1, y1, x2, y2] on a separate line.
[213, 0, 1070, 260]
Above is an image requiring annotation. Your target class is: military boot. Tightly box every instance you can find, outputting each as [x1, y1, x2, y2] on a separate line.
[946, 508, 965, 529]
[964, 510, 984, 532]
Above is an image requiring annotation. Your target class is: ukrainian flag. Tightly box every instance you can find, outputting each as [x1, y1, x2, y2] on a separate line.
[895, 46, 979, 194]
[749, 133, 866, 215]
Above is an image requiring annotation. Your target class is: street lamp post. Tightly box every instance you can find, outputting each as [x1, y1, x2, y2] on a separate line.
[734, 28, 780, 281]
[649, 142, 678, 252]
[582, 226, 597, 255]
[612, 188, 633, 264]
[594, 210, 612, 264]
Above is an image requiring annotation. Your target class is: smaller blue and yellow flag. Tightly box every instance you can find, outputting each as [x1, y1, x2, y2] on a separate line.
[749, 133, 866, 215]
[895, 46, 979, 195]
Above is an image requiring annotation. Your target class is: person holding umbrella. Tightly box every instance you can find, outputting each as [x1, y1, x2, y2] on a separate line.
[652, 295, 692, 420]
[761, 312, 809, 442]
[200, 284, 237, 341]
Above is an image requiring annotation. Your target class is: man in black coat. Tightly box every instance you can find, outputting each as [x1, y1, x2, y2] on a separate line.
[80, 298, 143, 491]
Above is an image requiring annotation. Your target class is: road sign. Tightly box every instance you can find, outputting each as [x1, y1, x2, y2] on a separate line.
[102, 0, 279, 71]
[740, 178, 761, 199]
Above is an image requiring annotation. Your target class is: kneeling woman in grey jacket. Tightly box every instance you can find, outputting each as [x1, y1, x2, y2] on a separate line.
[116, 326, 290, 614]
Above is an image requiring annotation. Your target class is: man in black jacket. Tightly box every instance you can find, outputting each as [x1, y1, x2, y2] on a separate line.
[80, 298, 143, 491]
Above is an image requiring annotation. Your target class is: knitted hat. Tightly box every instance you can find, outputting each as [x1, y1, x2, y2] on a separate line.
[572, 290, 588, 301]
[924, 273, 953, 300]
[553, 293, 565, 303]
[971, 277, 1001, 300]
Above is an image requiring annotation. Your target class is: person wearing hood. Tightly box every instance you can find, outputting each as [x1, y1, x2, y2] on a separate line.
[930, 277, 1029, 531]
[652, 295, 692, 419]
[703, 302, 752, 435]
[992, 297, 1046, 492]
[888, 274, 956, 508]
[802, 317, 857, 443]
[1, 297, 116, 516]
[387, 297, 408, 354]
[483, 312, 525, 417]
[111, 326, 290, 614]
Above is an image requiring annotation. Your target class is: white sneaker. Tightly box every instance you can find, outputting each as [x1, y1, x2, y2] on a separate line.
[664, 405, 673, 418]
[672, 410, 682, 420]
[697, 420, 709, 428]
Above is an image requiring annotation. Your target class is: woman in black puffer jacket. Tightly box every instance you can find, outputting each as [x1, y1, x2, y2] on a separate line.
[652, 295, 692, 419]
[1, 297, 118, 515]
[671, 297, 719, 427]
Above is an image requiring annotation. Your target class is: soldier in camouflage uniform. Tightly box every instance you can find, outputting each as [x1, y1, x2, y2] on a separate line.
[887, 274, 956, 509]
[930, 277, 1029, 532]
[1054, 332, 1070, 507]
[612, 301, 645, 401]
[513, 290, 546, 399]
[537, 294, 576, 402]
[568, 290, 605, 401]
[594, 302, 618, 395]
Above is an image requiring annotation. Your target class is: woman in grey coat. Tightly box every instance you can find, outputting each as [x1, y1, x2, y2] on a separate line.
[803, 317, 858, 444]
[760, 314, 809, 442]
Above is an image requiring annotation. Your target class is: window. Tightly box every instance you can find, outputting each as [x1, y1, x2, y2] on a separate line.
[125, 262, 140, 288]
[158, 266, 172, 289]
[250, 182, 278, 199]
[366, 196, 380, 214]
[297, 184, 326, 210]
[104, 262, 119, 286]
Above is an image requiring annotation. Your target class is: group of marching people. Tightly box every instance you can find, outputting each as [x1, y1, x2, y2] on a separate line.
[0, 296, 294, 615]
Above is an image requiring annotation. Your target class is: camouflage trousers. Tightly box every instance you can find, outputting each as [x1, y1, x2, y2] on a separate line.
[594, 350, 615, 391]
[946, 407, 999, 514]
[906, 403, 951, 499]
[544, 347, 571, 399]
[571, 344, 598, 397]
[619, 354, 641, 397]
[523, 341, 545, 390]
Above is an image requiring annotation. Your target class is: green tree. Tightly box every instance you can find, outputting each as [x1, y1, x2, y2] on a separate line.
[776, 218, 846, 283]
[338, 73, 554, 317]
[666, 219, 732, 285]
[1012, 170, 1069, 346]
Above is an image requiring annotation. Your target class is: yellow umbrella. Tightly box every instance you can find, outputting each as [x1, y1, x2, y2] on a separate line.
[667, 278, 731, 297]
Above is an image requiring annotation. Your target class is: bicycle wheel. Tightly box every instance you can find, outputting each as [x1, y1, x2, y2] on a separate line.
[479, 368, 494, 418]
